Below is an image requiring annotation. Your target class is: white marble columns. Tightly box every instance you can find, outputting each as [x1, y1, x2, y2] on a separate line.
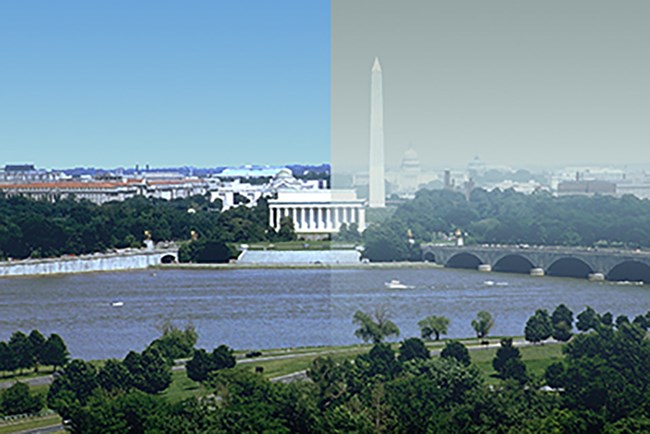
[269, 204, 366, 233]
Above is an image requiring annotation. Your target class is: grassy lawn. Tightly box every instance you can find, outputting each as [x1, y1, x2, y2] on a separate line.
[1, 338, 567, 426]
[470, 343, 565, 384]
[241, 347, 372, 379]
[0, 414, 60, 434]
[161, 370, 202, 403]
[0, 368, 55, 382]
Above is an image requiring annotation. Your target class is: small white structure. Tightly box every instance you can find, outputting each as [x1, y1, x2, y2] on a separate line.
[210, 168, 323, 211]
[268, 190, 366, 236]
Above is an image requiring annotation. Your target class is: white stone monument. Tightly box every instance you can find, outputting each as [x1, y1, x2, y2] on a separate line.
[369, 57, 386, 208]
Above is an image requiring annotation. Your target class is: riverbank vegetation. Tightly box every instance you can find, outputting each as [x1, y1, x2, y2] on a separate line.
[2, 306, 648, 432]
[0, 195, 282, 261]
[362, 188, 650, 261]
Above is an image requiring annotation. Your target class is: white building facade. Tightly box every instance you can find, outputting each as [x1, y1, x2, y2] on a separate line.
[268, 190, 366, 236]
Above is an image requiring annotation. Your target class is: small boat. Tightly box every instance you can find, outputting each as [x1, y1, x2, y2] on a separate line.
[385, 280, 412, 289]
[111, 301, 124, 307]
[483, 280, 495, 286]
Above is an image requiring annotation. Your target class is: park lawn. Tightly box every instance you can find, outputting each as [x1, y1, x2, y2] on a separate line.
[239, 347, 371, 379]
[0, 414, 60, 434]
[161, 370, 202, 403]
[0, 367, 55, 382]
[471, 343, 565, 384]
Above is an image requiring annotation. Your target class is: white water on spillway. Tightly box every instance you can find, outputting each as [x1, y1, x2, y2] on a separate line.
[0, 268, 648, 360]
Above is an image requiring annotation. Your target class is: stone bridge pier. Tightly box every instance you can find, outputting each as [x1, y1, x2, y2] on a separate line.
[422, 245, 650, 283]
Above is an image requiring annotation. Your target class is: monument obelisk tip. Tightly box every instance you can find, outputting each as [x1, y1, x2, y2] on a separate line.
[372, 57, 381, 72]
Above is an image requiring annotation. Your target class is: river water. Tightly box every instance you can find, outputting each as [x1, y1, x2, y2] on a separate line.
[1, 267, 648, 360]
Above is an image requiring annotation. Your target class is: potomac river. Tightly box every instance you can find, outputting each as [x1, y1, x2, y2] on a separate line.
[1, 267, 649, 360]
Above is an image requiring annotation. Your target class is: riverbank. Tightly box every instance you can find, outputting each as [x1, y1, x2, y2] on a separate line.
[0, 248, 177, 278]
[155, 261, 443, 270]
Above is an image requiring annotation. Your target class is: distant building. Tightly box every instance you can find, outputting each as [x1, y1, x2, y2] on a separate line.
[268, 189, 365, 238]
[398, 146, 421, 195]
[210, 168, 324, 211]
[0, 181, 141, 204]
[1, 164, 60, 183]
[557, 180, 616, 196]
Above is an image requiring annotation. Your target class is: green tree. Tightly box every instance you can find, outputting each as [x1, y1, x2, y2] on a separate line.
[0, 382, 43, 415]
[524, 309, 553, 344]
[471, 311, 494, 339]
[551, 304, 573, 327]
[362, 224, 410, 262]
[356, 343, 401, 380]
[440, 341, 471, 366]
[277, 216, 296, 241]
[28, 329, 45, 373]
[124, 347, 172, 394]
[418, 315, 450, 341]
[551, 304, 574, 342]
[186, 349, 212, 383]
[0, 341, 18, 374]
[47, 359, 99, 416]
[493, 338, 527, 383]
[544, 362, 565, 389]
[8, 331, 32, 374]
[211, 344, 236, 370]
[601, 311, 613, 326]
[40, 334, 69, 371]
[561, 321, 650, 422]
[398, 337, 430, 363]
[98, 359, 133, 394]
[148, 321, 198, 362]
[576, 306, 599, 332]
[353, 307, 400, 343]
[186, 345, 235, 383]
[307, 356, 350, 410]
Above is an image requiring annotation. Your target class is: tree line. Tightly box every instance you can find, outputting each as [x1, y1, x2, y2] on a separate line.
[0, 194, 297, 262]
[0, 330, 69, 376]
[33, 305, 650, 432]
[363, 188, 650, 261]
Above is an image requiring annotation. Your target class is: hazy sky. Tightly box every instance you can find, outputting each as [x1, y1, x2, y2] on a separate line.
[332, 0, 650, 172]
[0, 1, 329, 169]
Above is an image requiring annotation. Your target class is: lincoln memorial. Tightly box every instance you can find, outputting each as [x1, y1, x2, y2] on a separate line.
[268, 190, 366, 236]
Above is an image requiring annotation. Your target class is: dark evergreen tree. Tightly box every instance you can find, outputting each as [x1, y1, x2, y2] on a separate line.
[440, 341, 471, 366]
[40, 334, 69, 370]
[98, 359, 133, 393]
[493, 338, 527, 383]
[0, 382, 43, 415]
[47, 359, 99, 417]
[576, 307, 599, 332]
[525, 309, 553, 343]
[398, 338, 430, 363]
[27, 329, 45, 372]
[8, 332, 32, 373]
[186, 349, 212, 383]
[0, 341, 18, 373]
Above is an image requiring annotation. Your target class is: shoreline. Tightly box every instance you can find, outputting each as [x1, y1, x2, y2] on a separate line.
[154, 261, 443, 270]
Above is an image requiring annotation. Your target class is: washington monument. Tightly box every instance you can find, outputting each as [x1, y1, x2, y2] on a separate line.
[368, 57, 385, 208]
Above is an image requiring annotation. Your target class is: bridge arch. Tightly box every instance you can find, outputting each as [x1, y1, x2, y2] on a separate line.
[607, 261, 650, 284]
[446, 252, 483, 270]
[547, 257, 594, 279]
[160, 254, 177, 264]
[423, 251, 436, 263]
[493, 254, 535, 274]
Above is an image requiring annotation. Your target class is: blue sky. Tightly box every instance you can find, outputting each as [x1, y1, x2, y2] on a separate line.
[0, 1, 329, 169]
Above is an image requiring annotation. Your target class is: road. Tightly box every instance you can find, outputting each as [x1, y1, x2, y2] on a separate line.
[0, 338, 553, 390]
